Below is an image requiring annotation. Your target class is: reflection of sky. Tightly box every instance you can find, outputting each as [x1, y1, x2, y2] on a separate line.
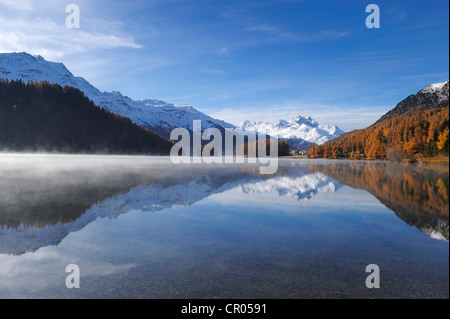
[0, 157, 448, 298]
[1, 181, 448, 298]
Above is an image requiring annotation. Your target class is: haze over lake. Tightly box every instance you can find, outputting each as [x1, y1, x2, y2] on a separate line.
[0, 154, 448, 298]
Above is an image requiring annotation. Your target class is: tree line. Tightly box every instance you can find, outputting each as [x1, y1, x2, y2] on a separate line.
[309, 106, 449, 161]
[0, 79, 173, 155]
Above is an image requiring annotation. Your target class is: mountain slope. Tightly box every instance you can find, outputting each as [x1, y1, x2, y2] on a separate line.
[0, 52, 234, 138]
[0, 52, 345, 147]
[309, 81, 449, 160]
[376, 81, 449, 124]
[236, 115, 344, 149]
[0, 79, 173, 154]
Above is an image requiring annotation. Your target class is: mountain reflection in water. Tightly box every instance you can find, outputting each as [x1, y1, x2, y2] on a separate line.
[0, 155, 448, 257]
[309, 161, 449, 241]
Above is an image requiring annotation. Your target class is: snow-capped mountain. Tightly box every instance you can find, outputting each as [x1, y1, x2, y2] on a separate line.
[0, 52, 345, 146]
[0, 52, 233, 137]
[375, 80, 449, 124]
[237, 115, 344, 148]
[419, 81, 449, 102]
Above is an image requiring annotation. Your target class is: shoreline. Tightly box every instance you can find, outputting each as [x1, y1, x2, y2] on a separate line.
[280, 155, 449, 166]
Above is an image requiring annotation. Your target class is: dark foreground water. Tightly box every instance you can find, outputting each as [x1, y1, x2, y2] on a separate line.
[0, 155, 448, 298]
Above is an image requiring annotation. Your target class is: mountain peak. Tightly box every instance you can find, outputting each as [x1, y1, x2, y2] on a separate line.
[0, 51, 75, 81]
[276, 119, 289, 126]
[419, 81, 449, 94]
[0, 52, 234, 137]
[1, 52, 54, 64]
[111, 91, 123, 97]
[240, 120, 257, 127]
[375, 80, 449, 124]
[289, 115, 318, 126]
[236, 116, 344, 147]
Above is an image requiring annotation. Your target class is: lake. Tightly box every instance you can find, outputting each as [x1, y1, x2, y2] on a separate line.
[0, 154, 448, 299]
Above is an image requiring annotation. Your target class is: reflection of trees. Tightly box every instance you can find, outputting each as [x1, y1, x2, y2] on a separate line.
[310, 161, 449, 240]
[0, 162, 275, 229]
[0, 161, 316, 255]
[2, 157, 448, 242]
[0, 164, 175, 229]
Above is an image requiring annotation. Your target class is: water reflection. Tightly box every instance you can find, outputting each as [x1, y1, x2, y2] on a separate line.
[309, 161, 449, 240]
[0, 155, 448, 299]
[0, 155, 448, 257]
[0, 156, 339, 255]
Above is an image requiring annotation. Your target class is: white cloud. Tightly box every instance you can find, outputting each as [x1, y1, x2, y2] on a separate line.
[0, 0, 33, 11]
[0, 2, 142, 61]
[246, 23, 350, 43]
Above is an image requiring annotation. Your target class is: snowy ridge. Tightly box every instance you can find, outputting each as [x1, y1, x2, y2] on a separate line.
[420, 81, 448, 93]
[0, 171, 340, 255]
[0, 52, 233, 136]
[0, 52, 346, 143]
[419, 80, 449, 103]
[239, 173, 338, 201]
[237, 115, 345, 146]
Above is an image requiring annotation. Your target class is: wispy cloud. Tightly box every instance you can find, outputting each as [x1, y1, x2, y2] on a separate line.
[398, 73, 448, 81]
[246, 24, 282, 33]
[245, 23, 300, 41]
[386, 4, 408, 24]
[201, 68, 229, 76]
[0, 0, 33, 11]
[215, 46, 231, 56]
[245, 23, 350, 43]
[0, 1, 142, 61]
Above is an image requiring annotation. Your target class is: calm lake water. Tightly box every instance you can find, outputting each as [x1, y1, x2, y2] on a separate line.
[0, 154, 448, 299]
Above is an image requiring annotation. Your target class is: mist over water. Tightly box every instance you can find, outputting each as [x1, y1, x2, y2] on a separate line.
[0, 154, 448, 298]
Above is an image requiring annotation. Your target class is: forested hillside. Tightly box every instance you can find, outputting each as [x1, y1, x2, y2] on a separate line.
[0, 79, 173, 154]
[309, 82, 449, 162]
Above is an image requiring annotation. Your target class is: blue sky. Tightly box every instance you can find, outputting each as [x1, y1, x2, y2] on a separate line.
[0, 0, 448, 131]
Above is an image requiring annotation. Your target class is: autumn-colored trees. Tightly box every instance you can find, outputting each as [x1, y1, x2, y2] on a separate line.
[310, 161, 449, 239]
[437, 127, 449, 151]
[309, 106, 449, 160]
